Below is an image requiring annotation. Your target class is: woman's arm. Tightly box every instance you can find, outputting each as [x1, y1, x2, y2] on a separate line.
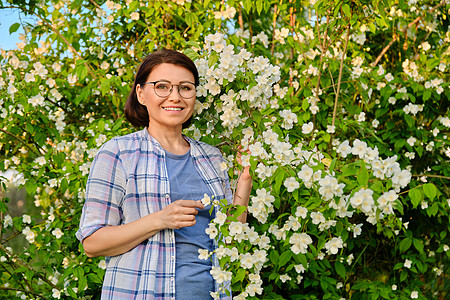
[233, 165, 253, 223]
[82, 200, 204, 257]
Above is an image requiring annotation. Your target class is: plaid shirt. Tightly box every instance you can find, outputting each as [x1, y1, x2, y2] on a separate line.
[76, 128, 232, 300]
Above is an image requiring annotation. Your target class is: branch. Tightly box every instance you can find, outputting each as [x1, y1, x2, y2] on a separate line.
[270, 4, 279, 55]
[371, 1, 446, 67]
[0, 128, 41, 156]
[371, 34, 398, 67]
[0, 244, 58, 290]
[332, 25, 351, 127]
[314, 8, 332, 97]
[412, 174, 450, 180]
[238, 6, 244, 31]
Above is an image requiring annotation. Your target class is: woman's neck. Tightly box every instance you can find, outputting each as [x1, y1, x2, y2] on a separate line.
[147, 127, 190, 155]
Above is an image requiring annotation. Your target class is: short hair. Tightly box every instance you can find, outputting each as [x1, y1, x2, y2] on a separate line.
[124, 49, 199, 129]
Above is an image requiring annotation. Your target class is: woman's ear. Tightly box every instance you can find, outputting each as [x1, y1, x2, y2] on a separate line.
[136, 84, 145, 106]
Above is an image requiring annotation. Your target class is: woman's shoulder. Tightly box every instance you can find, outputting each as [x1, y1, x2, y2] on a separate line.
[99, 129, 147, 153]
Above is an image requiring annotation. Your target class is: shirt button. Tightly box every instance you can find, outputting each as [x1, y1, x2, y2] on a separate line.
[171, 256, 175, 260]
[171, 277, 174, 281]
[165, 194, 170, 199]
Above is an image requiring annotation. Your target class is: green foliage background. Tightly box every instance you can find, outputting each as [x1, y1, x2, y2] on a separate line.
[0, 0, 448, 299]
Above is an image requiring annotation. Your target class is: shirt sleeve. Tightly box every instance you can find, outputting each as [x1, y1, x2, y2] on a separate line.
[76, 139, 127, 242]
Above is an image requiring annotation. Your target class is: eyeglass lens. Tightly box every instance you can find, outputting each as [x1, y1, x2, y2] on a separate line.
[154, 81, 196, 98]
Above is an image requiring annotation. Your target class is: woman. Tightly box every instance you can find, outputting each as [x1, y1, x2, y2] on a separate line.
[76, 49, 252, 300]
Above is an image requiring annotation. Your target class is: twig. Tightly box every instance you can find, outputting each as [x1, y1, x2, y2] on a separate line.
[371, 34, 397, 67]
[0, 128, 41, 156]
[371, 0, 446, 67]
[270, 4, 279, 55]
[412, 174, 450, 180]
[314, 8, 332, 97]
[332, 25, 351, 127]
[0, 244, 58, 290]
[238, 6, 244, 31]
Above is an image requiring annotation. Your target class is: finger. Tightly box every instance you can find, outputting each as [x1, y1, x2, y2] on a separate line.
[178, 200, 205, 209]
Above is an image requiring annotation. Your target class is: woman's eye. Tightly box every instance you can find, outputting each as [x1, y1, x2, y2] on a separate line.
[156, 83, 170, 90]
[180, 85, 193, 91]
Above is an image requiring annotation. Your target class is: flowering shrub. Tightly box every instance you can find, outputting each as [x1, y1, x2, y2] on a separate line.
[0, 0, 449, 299]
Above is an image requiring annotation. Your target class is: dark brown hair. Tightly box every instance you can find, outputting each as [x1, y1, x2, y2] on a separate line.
[124, 49, 199, 128]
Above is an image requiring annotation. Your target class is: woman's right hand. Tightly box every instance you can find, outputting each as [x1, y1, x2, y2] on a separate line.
[157, 200, 205, 229]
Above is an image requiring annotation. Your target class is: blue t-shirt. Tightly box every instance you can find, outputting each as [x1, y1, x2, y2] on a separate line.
[165, 149, 215, 300]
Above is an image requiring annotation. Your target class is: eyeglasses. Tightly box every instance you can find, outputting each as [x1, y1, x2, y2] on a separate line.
[140, 80, 196, 99]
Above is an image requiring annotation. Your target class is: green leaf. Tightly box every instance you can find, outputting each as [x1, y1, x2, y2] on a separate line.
[423, 90, 432, 101]
[399, 238, 412, 252]
[233, 268, 246, 283]
[233, 205, 247, 218]
[335, 261, 346, 279]
[423, 183, 437, 200]
[25, 181, 37, 194]
[357, 161, 369, 187]
[427, 203, 439, 216]
[404, 114, 415, 128]
[9, 22, 20, 34]
[269, 250, 279, 265]
[412, 239, 424, 254]
[400, 269, 407, 281]
[256, 1, 263, 14]
[408, 188, 422, 208]
[279, 251, 292, 267]
[342, 4, 351, 18]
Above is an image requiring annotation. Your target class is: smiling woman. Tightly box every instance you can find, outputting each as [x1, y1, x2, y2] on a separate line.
[76, 49, 252, 300]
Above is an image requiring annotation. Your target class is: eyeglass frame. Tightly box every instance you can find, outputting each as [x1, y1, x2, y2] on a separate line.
[139, 80, 197, 99]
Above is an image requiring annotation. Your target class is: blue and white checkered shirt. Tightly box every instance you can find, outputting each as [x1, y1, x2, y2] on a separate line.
[76, 128, 232, 299]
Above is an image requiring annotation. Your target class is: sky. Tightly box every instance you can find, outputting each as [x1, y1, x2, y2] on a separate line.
[0, 8, 35, 50]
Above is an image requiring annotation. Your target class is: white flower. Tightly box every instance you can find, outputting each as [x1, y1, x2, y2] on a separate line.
[301, 122, 314, 134]
[205, 223, 218, 239]
[388, 97, 396, 105]
[372, 119, 380, 128]
[3, 215, 13, 227]
[284, 177, 299, 192]
[229, 221, 243, 236]
[406, 136, 416, 147]
[385, 73, 394, 82]
[279, 274, 291, 283]
[337, 140, 352, 158]
[22, 214, 31, 224]
[52, 289, 61, 299]
[392, 169, 412, 188]
[98, 259, 107, 269]
[297, 164, 313, 182]
[52, 228, 64, 239]
[198, 249, 210, 260]
[324, 237, 343, 255]
[289, 232, 313, 254]
[421, 42, 431, 51]
[67, 74, 77, 85]
[352, 139, 368, 158]
[130, 11, 139, 20]
[411, 291, 418, 298]
[404, 258, 412, 268]
[210, 266, 232, 284]
[326, 125, 335, 133]
[295, 206, 308, 219]
[310, 211, 325, 225]
[22, 227, 36, 243]
[29, 94, 45, 107]
[213, 211, 227, 226]
[201, 193, 211, 206]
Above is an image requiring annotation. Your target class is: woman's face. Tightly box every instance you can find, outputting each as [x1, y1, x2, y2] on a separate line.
[136, 63, 196, 132]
